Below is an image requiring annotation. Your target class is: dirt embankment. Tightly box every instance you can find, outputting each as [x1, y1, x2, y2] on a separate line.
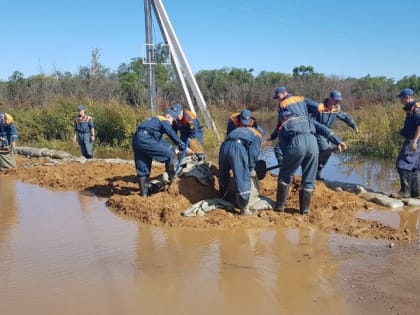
[4, 155, 415, 241]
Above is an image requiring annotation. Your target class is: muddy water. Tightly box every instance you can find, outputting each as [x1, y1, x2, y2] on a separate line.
[0, 162, 419, 315]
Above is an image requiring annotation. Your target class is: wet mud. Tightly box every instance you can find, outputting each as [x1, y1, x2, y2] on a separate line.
[6, 155, 416, 241]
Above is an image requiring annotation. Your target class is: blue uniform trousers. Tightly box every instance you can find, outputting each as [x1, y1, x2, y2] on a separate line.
[396, 139, 420, 171]
[132, 130, 175, 178]
[77, 133, 93, 159]
[219, 140, 251, 205]
[278, 134, 319, 190]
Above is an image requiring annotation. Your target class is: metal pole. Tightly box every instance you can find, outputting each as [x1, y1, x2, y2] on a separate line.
[151, 0, 221, 141]
[144, 0, 156, 113]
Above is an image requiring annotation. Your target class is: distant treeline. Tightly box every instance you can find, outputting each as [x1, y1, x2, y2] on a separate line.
[0, 52, 416, 159]
[1, 50, 419, 112]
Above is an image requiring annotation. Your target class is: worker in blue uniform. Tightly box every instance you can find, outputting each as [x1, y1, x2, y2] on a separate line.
[0, 111, 18, 170]
[226, 109, 264, 136]
[170, 103, 205, 161]
[72, 105, 95, 159]
[394, 88, 420, 198]
[312, 90, 359, 180]
[218, 110, 264, 215]
[266, 86, 320, 166]
[270, 86, 347, 215]
[132, 109, 192, 196]
[0, 111, 18, 148]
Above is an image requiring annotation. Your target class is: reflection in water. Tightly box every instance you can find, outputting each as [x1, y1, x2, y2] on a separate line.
[0, 176, 355, 314]
[261, 146, 399, 194]
[134, 226, 351, 315]
[0, 176, 18, 244]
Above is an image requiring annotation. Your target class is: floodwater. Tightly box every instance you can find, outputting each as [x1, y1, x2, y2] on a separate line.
[0, 156, 419, 315]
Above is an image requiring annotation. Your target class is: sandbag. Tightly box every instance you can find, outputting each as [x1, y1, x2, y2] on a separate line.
[0, 147, 16, 170]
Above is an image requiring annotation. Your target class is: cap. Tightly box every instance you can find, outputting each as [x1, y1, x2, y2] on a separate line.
[77, 105, 85, 111]
[396, 88, 414, 98]
[170, 103, 182, 116]
[330, 90, 343, 101]
[165, 109, 178, 120]
[239, 109, 252, 126]
[273, 86, 287, 99]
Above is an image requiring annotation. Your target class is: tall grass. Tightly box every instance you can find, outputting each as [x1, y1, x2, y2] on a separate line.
[2, 99, 407, 160]
[341, 102, 404, 158]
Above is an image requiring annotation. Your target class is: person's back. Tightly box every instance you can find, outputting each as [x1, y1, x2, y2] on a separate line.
[219, 111, 263, 215]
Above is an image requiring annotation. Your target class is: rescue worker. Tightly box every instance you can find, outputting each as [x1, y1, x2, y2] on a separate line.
[218, 111, 264, 215]
[170, 103, 205, 161]
[226, 109, 264, 135]
[265, 86, 320, 166]
[132, 109, 193, 197]
[0, 111, 18, 170]
[72, 105, 95, 159]
[0, 111, 18, 149]
[270, 86, 347, 215]
[313, 90, 359, 180]
[394, 88, 420, 198]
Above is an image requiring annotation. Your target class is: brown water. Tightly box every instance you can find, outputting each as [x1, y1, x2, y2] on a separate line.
[0, 175, 419, 315]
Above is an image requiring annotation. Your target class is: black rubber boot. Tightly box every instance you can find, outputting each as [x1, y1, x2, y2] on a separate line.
[317, 150, 332, 180]
[139, 177, 150, 197]
[236, 195, 252, 215]
[219, 184, 227, 198]
[397, 168, 411, 198]
[165, 161, 177, 182]
[410, 170, 420, 197]
[316, 167, 324, 181]
[299, 189, 313, 215]
[274, 181, 289, 212]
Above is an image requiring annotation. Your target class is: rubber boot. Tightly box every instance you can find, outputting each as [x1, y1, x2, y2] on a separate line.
[236, 195, 252, 215]
[219, 184, 227, 198]
[410, 170, 420, 197]
[165, 161, 176, 182]
[396, 168, 411, 198]
[274, 181, 289, 212]
[138, 177, 150, 197]
[299, 189, 312, 215]
[316, 167, 324, 181]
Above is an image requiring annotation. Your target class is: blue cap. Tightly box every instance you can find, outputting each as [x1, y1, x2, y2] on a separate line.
[273, 86, 287, 99]
[77, 105, 85, 111]
[330, 90, 343, 101]
[397, 88, 414, 98]
[165, 109, 178, 120]
[170, 103, 182, 116]
[239, 109, 252, 126]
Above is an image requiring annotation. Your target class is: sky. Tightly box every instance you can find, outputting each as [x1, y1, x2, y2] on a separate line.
[1, 0, 419, 81]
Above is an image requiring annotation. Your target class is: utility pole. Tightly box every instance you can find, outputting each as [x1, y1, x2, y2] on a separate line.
[144, 0, 221, 141]
[144, 0, 156, 113]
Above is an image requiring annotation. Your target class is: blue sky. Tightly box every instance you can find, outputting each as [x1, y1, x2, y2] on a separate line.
[1, 0, 419, 81]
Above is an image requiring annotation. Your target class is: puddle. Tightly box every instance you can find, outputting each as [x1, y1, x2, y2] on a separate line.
[0, 177, 358, 315]
[358, 207, 419, 235]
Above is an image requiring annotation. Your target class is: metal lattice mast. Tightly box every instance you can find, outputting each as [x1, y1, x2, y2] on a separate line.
[145, 0, 221, 141]
[144, 0, 156, 113]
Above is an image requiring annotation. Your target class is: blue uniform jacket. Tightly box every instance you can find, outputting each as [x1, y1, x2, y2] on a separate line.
[0, 112, 18, 146]
[173, 110, 203, 144]
[396, 100, 420, 171]
[270, 94, 319, 140]
[313, 98, 358, 130]
[225, 127, 262, 170]
[137, 115, 184, 150]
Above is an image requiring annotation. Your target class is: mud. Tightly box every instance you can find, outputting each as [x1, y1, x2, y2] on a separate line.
[5, 155, 415, 241]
